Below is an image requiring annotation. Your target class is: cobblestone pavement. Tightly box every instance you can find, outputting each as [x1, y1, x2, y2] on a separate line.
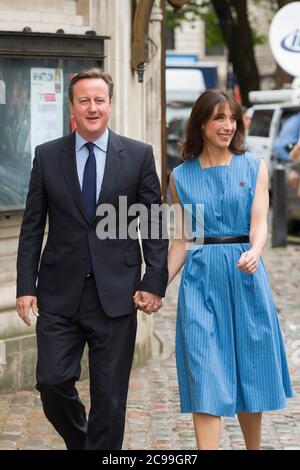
[0, 242, 299, 450]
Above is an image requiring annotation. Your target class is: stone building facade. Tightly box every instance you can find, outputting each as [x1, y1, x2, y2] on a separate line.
[0, 0, 164, 392]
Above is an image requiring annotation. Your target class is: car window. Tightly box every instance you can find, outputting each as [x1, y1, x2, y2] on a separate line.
[166, 104, 192, 125]
[278, 109, 300, 133]
[248, 109, 274, 137]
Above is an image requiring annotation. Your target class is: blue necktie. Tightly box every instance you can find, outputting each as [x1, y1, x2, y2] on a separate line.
[82, 142, 96, 274]
[82, 142, 97, 223]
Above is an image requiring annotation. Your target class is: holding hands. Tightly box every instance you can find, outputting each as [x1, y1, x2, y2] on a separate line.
[133, 291, 162, 315]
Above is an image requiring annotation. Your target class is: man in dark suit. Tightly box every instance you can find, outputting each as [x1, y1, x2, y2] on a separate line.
[16, 68, 168, 450]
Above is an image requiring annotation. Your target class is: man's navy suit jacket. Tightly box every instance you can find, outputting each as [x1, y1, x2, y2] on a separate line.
[17, 130, 169, 318]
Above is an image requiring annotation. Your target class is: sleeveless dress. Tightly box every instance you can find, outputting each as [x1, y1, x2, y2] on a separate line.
[173, 152, 293, 417]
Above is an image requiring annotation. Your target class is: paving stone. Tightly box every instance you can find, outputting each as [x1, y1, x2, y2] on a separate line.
[0, 241, 299, 450]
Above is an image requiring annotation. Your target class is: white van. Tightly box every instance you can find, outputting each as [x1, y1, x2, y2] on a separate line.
[246, 89, 300, 232]
[166, 68, 206, 105]
[246, 89, 300, 175]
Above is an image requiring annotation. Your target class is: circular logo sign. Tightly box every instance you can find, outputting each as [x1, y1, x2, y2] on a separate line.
[269, 2, 300, 77]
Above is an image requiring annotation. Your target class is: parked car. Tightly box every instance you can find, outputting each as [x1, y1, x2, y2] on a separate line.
[166, 116, 187, 182]
[246, 88, 300, 233]
[165, 53, 218, 183]
[246, 101, 300, 176]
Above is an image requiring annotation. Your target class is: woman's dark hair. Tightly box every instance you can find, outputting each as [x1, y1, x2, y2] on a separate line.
[181, 89, 245, 160]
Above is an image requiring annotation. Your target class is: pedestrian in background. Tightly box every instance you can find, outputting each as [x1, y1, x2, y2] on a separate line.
[167, 89, 293, 450]
[273, 112, 300, 161]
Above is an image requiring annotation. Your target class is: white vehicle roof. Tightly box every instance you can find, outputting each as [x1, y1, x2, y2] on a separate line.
[249, 87, 300, 105]
[166, 68, 206, 103]
[251, 102, 300, 110]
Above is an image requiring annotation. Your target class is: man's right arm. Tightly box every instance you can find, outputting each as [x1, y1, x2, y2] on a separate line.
[16, 147, 48, 323]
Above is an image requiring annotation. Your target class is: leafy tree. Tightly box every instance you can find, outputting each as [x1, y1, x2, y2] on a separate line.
[166, 0, 292, 105]
[210, 0, 259, 105]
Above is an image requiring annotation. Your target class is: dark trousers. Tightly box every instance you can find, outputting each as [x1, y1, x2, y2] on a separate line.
[35, 277, 137, 450]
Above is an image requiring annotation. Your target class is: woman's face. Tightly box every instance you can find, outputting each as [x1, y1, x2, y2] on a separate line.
[201, 103, 237, 150]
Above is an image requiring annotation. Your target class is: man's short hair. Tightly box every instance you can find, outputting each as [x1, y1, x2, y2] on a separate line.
[69, 68, 114, 102]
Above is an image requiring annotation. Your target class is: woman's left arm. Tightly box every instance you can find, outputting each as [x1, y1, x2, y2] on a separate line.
[237, 159, 269, 274]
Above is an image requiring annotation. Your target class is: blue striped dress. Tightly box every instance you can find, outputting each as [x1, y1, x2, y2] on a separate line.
[173, 152, 293, 417]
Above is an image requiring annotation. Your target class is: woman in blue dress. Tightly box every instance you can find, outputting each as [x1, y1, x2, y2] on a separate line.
[167, 89, 293, 450]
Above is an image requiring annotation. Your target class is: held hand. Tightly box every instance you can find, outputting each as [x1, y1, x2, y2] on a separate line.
[16, 296, 39, 326]
[237, 249, 260, 275]
[133, 291, 162, 315]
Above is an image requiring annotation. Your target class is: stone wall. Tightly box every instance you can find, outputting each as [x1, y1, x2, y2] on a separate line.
[0, 0, 163, 392]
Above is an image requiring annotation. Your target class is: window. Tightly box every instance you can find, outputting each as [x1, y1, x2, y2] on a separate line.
[0, 31, 108, 212]
[248, 109, 274, 138]
[205, 43, 225, 56]
[166, 26, 175, 50]
[279, 109, 300, 132]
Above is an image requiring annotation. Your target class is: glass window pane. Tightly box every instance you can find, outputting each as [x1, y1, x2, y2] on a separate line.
[248, 109, 274, 138]
[0, 58, 101, 212]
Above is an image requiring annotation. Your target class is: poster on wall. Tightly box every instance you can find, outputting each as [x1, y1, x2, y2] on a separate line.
[30, 68, 63, 161]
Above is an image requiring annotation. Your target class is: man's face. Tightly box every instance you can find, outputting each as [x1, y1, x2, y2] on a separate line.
[201, 103, 237, 150]
[69, 78, 112, 141]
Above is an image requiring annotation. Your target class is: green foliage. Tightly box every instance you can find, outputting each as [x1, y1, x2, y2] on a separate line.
[166, 0, 210, 29]
[166, 0, 276, 49]
[166, 1, 224, 49]
[251, 30, 267, 46]
[201, 8, 225, 48]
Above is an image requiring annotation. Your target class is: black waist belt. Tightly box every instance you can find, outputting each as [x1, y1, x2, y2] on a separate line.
[199, 236, 250, 245]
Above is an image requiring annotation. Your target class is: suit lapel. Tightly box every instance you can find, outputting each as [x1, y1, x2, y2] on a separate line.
[58, 133, 89, 223]
[58, 130, 124, 226]
[92, 130, 124, 224]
